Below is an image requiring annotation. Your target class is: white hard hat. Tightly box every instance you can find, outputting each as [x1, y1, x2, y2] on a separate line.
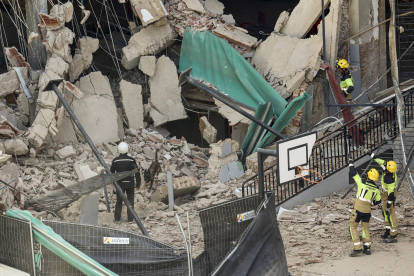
[118, 142, 128, 154]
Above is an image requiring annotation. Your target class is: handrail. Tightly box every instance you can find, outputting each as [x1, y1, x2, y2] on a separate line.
[241, 88, 414, 206]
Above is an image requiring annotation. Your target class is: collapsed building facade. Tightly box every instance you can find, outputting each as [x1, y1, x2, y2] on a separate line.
[0, 0, 413, 275]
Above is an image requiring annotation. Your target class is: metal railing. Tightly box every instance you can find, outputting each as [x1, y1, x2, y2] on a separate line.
[242, 88, 414, 205]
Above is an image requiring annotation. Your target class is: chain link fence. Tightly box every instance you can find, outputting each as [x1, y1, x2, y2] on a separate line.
[0, 192, 287, 276]
[0, 214, 36, 275]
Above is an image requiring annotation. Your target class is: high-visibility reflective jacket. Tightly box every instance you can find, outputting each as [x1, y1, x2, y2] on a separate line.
[352, 173, 382, 213]
[340, 71, 354, 100]
[374, 158, 397, 201]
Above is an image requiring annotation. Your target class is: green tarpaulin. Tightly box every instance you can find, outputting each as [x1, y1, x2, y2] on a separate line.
[179, 28, 311, 158]
[6, 210, 118, 276]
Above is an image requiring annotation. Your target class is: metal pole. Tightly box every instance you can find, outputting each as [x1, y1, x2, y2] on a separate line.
[257, 148, 278, 201]
[51, 83, 149, 236]
[167, 162, 174, 211]
[29, 221, 36, 276]
[184, 76, 286, 139]
[322, 0, 328, 109]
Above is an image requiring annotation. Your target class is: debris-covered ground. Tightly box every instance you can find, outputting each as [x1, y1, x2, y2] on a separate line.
[280, 178, 414, 276]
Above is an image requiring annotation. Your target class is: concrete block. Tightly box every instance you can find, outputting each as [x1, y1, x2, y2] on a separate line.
[286, 71, 306, 92]
[45, 54, 69, 77]
[130, 0, 168, 26]
[38, 70, 62, 92]
[74, 163, 98, 181]
[183, 0, 205, 14]
[209, 139, 239, 157]
[50, 2, 74, 23]
[280, 0, 331, 38]
[5, 47, 30, 69]
[0, 68, 28, 97]
[149, 56, 187, 122]
[222, 14, 235, 24]
[120, 80, 144, 130]
[205, 0, 224, 14]
[121, 24, 176, 70]
[149, 108, 168, 127]
[251, 34, 322, 98]
[213, 25, 257, 50]
[139, 56, 156, 76]
[79, 194, 99, 225]
[199, 116, 217, 144]
[274, 11, 290, 32]
[151, 176, 201, 202]
[33, 108, 55, 128]
[79, 36, 99, 58]
[4, 139, 28, 156]
[56, 146, 76, 159]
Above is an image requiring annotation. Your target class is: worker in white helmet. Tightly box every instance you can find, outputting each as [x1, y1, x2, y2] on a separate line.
[110, 142, 141, 223]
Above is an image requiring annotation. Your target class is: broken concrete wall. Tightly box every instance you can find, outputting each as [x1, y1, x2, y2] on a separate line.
[212, 25, 257, 51]
[280, 0, 331, 38]
[130, 0, 168, 26]
[121, 24, 176, 70]
[205, 139, 243, 183]
[119, 80, 144, 130]
[251, 34, 322, 99]
[199, 116, 217, 144]
[149, 56, 187, 123]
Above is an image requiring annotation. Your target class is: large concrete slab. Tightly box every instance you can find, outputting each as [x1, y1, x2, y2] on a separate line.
[71, 72, 120, 144]
[72, 95, 120, 144]
[280, 0, 331, 38]
[251, 34, 322, 98]
[149, 56, 187, 122]
[120, 80, 144, 130]
[79, 194, 99, 225]
[121, 24, 175, 70]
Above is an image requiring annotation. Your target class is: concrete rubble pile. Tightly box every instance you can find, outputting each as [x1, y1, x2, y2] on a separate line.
[122, 0, 259, 72]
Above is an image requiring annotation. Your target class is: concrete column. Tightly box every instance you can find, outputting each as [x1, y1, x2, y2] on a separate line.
[25, 0, 47, 69]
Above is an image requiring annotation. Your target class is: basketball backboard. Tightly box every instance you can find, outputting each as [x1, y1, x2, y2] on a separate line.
[277, 131, 317, 185]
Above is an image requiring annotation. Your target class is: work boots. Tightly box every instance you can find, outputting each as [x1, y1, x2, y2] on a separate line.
[383, 235, 398, 243]
[363, 246, 371, 255]
[349, 249, 363, 257]
[380, 229, 390, 239]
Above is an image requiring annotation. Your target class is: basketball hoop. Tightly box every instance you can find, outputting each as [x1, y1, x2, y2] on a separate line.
[296, 166, 324, 184]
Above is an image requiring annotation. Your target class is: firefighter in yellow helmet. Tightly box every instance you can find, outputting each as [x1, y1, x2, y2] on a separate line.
[348, 156, 381, 257]
[370, 152, 398, 243]
[336, 59, 354, 103]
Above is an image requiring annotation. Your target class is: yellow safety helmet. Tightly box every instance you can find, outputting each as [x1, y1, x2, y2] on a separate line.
[336, 59, 349, 69]
[386, 161, 397, 173]
[367, 168, 379, 181]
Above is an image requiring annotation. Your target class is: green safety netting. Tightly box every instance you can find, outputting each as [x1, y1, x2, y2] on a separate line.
[6, 210, 118, 276]
[179, 28, 311, 158]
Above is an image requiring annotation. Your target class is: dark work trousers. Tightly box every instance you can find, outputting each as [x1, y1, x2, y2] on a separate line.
[114, 187, 134, 221]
